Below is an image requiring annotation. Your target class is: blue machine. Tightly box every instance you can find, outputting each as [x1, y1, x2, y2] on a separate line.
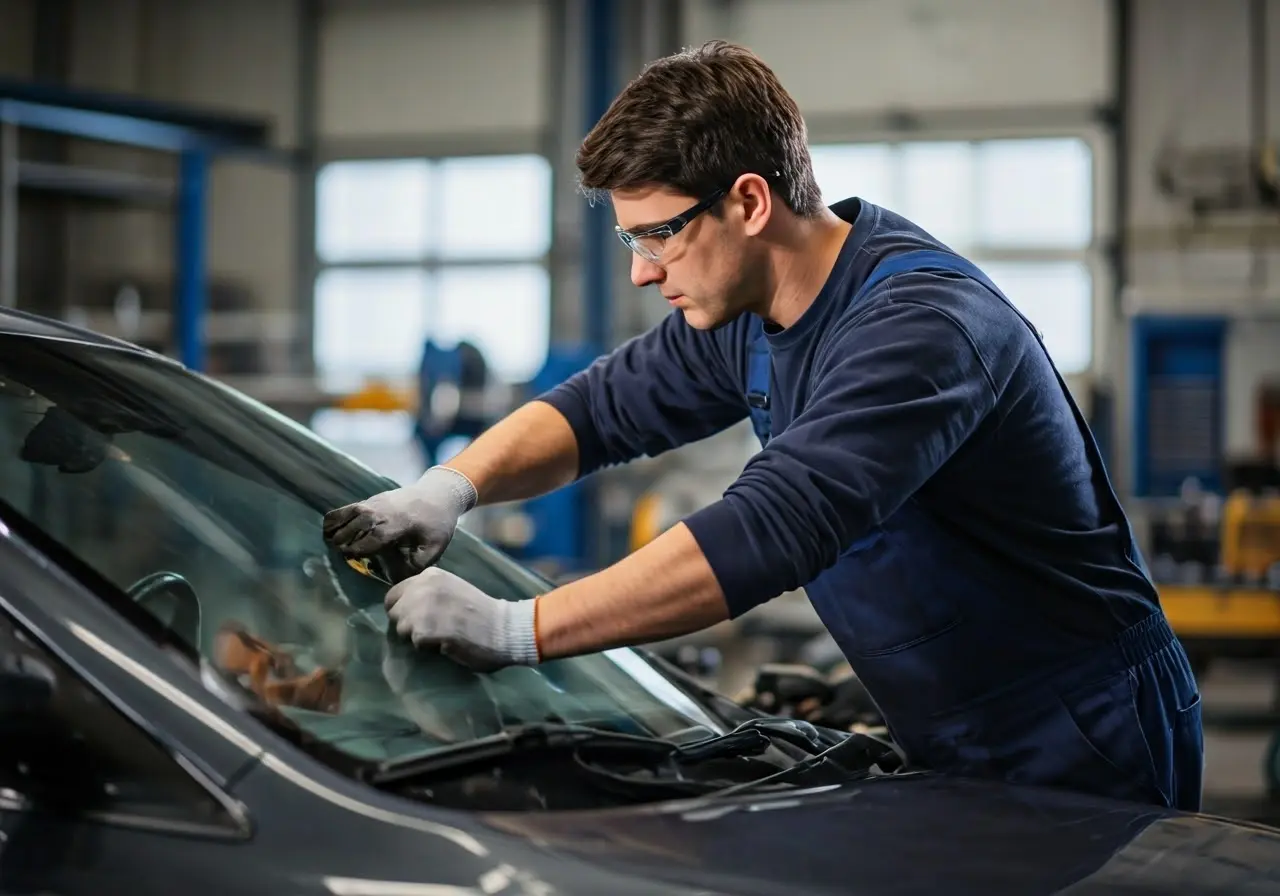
[413, 339, 490, 468]
[1131, 315, 1229, 497]
[413, 341, 599, 576]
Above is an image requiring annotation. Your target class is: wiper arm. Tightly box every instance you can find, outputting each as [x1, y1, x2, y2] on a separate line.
[702, 729, 911, 801]
[707, 717, 845, 756]
[360, 723, 677, 786]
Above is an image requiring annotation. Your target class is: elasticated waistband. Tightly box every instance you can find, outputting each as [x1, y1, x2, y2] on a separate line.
[1115, 611, 1178, 668]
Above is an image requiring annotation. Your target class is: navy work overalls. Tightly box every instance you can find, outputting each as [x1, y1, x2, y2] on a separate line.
[744, 249, 1205, 810]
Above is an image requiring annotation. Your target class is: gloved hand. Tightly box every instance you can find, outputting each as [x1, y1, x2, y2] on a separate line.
[385, 567, 540, 672]
[322, 466, 478, 575]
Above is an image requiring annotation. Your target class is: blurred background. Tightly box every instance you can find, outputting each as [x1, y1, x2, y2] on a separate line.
[1, 0, 1279, 818]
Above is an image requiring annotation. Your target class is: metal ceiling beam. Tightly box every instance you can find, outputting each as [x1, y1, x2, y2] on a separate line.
[0, 77, 271, 154]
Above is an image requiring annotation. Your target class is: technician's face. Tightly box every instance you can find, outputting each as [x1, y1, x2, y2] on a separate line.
[612, 182, 770, 331]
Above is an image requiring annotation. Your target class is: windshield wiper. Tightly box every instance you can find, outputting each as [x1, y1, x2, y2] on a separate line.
[360, 717, 844, 788]
[359, 723, 678, 786]
[699, 729, 911, 801]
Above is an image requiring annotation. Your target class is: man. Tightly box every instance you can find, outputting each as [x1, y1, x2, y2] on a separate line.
[324, 40, 1204, 810]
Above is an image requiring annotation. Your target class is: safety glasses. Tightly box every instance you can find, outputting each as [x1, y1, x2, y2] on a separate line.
[613, 171, 782, 265]
[615, 188, 727, 264]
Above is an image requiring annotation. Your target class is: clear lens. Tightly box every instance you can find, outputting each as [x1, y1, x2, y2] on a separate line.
[631, 233, 665, 263]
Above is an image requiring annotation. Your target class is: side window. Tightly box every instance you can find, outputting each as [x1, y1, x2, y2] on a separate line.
[0, 612, 241, 834]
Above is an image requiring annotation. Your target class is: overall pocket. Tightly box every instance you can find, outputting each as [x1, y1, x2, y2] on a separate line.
[1054, 669, 1163, 802]
[1170, 693, 1204, 811]
[918, 668, 1164, 805]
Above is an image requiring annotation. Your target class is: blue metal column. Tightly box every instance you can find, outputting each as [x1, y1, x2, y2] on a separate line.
[582, 0, 616, 354]
[579, 0, 619, 570]
[175, 149, 208, 371]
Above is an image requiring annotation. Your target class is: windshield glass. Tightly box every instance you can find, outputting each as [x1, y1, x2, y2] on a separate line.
[0, 332, 723, 766]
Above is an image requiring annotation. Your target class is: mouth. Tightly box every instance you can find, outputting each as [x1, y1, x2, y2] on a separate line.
[664, 294, 685, 305]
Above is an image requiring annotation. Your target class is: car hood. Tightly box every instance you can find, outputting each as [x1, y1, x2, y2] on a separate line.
[477, 773, 1280, 895]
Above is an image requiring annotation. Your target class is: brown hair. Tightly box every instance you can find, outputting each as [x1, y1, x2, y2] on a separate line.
[576, 40, 825, 217]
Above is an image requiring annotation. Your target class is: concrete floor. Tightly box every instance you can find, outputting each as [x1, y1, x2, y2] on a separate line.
[1197, 661, 1280, 824]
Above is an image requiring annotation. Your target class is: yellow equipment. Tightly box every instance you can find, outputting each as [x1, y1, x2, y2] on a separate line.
[629, 492, 664, 554]
[1161, 585, 1280, 639]
[335, 380, 416, 412]
[1158, 492, 1280, 660]
[1220, 490, 1280, 583]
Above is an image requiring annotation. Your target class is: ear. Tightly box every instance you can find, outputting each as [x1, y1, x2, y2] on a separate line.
[731, 173, 773, 237]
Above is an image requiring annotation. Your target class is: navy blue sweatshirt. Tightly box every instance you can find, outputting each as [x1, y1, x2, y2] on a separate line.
[539, 198, 1159, 635]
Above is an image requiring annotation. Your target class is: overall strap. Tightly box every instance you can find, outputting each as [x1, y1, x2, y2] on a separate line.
[743, 249, 1057, 462]
[745, 314, 773, 445]
[866, 249, 1128, 530]
[743, 250, 982, 447]
[858, 248, 1046, 338]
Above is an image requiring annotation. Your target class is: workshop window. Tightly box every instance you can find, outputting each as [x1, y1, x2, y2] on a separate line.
[316, 159, 435, 263]
[313, 153, 553, 393]
[313, 267, 431, 388]
[810, 136, 1096, 375]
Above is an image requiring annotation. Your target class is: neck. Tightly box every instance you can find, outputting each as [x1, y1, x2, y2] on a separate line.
[759, 210, 852, 329]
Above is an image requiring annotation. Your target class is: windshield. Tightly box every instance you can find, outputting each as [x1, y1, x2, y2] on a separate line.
[0, 332, 724, 767]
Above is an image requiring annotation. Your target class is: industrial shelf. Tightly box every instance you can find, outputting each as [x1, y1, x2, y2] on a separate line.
[0, 76, 295, 372]
[16, 159, 173, 205]
[67, 308, 299, 345]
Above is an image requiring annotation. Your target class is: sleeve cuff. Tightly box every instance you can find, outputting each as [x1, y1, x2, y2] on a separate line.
[683, 498, 775, 618]
[507, 597, 541, 666]
[535, 386, 610, 477]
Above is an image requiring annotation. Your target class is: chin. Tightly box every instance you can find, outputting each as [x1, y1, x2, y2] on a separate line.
[681, 307, 737, 332]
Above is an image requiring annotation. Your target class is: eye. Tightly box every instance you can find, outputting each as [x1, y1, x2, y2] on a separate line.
[634, 233, 666, 254]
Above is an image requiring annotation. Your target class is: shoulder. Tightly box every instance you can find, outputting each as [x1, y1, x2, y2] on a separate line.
[827, 291, 992, 368]
[849, 263, 1036, 378]
[816, 272, 1015, 402]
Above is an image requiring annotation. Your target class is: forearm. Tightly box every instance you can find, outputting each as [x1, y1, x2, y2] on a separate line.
[533, 522, 731, 659]
[444, 400, 580, 506]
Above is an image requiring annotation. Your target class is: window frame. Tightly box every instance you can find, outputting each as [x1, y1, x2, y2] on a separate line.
[0, 590, 250, 841]
[310, 148, 556, 390]
[803, 121, 1113, 380]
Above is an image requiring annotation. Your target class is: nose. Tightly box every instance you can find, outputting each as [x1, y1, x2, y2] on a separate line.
[630, 253, 664, 288]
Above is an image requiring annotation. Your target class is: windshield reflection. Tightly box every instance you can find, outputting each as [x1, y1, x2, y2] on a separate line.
[0, 334, 724, 765]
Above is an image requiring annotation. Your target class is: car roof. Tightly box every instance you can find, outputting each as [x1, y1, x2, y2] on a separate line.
[0, 306, 167, 359]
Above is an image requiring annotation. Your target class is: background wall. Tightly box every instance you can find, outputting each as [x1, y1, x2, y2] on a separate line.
[0, 0, 35, 79]
[60, 0, 300, 316]
[317, 0, 550, 144]
[684, 0, 1113, 113]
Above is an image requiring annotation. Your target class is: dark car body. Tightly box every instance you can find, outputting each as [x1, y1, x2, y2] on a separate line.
[1, 306, 1280, 895]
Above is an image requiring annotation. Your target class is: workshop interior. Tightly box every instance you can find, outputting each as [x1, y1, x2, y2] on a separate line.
[2, 0, 1280, 875]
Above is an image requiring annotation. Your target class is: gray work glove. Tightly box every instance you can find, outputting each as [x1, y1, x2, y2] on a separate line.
[385, 567, 540, 672]
[322, 465, 477, 575]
